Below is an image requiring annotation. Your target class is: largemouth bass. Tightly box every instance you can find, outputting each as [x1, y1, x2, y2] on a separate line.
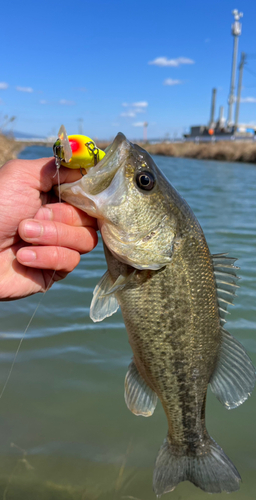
[57, 133, 255, 495]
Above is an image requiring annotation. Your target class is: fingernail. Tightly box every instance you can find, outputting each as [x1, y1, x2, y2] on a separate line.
[23, 221, 42, 238]
[18, 249, 37, 263]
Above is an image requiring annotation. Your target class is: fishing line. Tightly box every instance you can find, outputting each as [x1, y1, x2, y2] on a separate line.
[0, 165, 62, 400]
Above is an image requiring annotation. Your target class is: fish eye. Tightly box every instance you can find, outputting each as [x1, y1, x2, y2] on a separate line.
[135, 171, 155, 191]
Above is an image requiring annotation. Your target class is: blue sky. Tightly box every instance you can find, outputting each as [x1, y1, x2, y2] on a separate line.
[1, 0, 256, 139]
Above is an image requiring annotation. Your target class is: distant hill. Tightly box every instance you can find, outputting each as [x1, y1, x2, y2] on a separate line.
[3, 130, 46, 139]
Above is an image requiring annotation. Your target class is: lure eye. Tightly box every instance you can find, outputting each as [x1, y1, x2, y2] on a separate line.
[136, 171, 155, 191]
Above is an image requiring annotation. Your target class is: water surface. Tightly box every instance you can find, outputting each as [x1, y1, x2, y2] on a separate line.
[0, 147, 255, 499]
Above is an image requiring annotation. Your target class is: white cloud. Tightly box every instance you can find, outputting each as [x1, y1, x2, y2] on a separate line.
[132, 122, 145, 127]
[240, 97, 256, 103]
[133, 107, 146, 114]
[0, 82, 8, 90]
[59, 99, 75, 105]
[40, 99, 47, 104]
[121, 101, 148, 118]
[120, 111, 136, 117]
[164, 79, 183, 86]
[149, 56, 194, 67]
[16, 86, 33, 93]
[132, 101, 148, 108]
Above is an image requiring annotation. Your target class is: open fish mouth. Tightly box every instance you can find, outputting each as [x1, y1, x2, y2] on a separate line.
[84, 132, 127, 176]
[55, 132, 130, 215]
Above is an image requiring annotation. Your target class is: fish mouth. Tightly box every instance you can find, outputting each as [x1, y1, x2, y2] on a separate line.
[55, 132, 130, 215]
[85, 132, 127, 177]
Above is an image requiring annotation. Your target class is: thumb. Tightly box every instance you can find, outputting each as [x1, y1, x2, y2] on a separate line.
[4, 157, 82, 194]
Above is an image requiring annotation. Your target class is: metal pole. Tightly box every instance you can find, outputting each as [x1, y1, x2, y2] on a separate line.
[234, 52, 246, 131]
[227, 35, 238, 126]
[227, 10, 243, 128]
[78, 118, 83, 135]
[143, 122, 148, 143]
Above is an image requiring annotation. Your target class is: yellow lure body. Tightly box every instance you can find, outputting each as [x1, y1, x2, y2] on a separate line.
[60, 134, 105, 170]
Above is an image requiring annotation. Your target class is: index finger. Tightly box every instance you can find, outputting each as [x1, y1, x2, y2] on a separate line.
[34, 203, 98, 229]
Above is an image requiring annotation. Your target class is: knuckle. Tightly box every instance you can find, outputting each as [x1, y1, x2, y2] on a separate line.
[52, 246, 80, 271]
[51, 246, 60, 265]
[82, 228, 98, 253]
[4, 159, 17, 169]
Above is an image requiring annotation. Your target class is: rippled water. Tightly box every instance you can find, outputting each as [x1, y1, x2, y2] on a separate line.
[0, 147, 255, 499]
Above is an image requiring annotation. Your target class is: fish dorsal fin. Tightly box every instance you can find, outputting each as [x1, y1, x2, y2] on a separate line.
[211, 253, 240, 326]
[210, 327, 256, 409]
[124, 361, 158, 417]
[90, 270, 119, 322]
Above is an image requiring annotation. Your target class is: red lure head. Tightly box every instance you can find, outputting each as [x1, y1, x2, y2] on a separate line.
[69, 138, 81, 154]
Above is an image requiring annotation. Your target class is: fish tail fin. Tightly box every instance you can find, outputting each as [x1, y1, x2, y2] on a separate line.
[153, 436, 241, 496]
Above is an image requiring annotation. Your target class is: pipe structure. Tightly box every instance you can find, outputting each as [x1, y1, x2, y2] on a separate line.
[218, 106, 225, 129]
[209, 88, 217, 128]
[234, 52, 246, 131]
[227, 9, 243, 128]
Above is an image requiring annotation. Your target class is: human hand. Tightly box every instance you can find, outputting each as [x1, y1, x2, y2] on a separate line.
[0, 157, 98, 300]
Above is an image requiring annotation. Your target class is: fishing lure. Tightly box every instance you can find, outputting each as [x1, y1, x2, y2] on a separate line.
[53, 125, 105, 172]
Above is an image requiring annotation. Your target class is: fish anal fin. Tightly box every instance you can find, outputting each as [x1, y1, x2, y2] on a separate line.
[124, 361, 158, 417]
[210, 328, 256, 409]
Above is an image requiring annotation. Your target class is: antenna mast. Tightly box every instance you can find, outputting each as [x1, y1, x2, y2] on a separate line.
[227, 9, 243, 128]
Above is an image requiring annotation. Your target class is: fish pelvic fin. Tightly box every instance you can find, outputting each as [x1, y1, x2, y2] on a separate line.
[153, 436, 241, 496]
[125, 361, 158, 417]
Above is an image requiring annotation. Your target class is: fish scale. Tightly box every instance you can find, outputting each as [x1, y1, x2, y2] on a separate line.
[111, 241, 219, 446]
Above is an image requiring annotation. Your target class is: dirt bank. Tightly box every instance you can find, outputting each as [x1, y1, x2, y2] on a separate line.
[96, 139, 256, 164]
[0, 134, 24, 166]
[136, 140, 256, 164]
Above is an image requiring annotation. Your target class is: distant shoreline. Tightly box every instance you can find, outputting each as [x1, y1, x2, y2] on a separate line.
[97, 140, 256, 165]
[1, 135, 256, 166]
[138, 140, 256, 164]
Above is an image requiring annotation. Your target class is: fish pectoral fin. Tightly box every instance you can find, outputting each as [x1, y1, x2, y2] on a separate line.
[101, 270, 136, 296]
[124, 361, 158, 417]
[210, 327, 256, 409]
[90, 270, 119, 323]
